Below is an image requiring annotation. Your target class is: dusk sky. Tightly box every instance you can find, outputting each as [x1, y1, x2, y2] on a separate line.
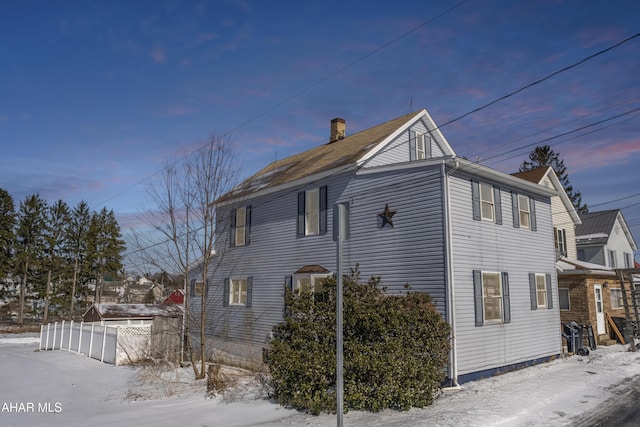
[1, 0, 639, 271]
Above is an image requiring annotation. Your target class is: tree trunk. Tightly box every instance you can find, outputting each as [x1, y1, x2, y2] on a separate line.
[19, 262, 27, 325]
[70, 258, 79, 320]
[43, 269, 52, 324]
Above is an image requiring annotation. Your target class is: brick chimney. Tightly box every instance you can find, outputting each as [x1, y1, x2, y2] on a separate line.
[329, 118, 345, 143]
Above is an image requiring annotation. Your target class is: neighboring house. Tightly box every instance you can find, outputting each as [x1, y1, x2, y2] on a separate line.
[512, 167, 581, 259]
[164, 289, 185, 305]
[513, 172, 637, 344]
[83, 303, 183, 325]
[576, 210, 637, 269]
[191, 109, 561, 385]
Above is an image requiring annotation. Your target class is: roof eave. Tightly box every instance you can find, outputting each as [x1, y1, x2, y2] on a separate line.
[456, 158, 557, 197]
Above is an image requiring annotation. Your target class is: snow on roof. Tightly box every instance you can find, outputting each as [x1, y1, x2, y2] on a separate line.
[92, 303, 183, 319]
[556, 257, 615, 275]
[575, 232, 609, 240]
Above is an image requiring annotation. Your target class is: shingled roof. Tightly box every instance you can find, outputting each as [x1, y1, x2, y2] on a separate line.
[512, 167, 550, 184]
[575, 210, 619, 244]
[225, 110, 423, 200]
[83, 303, 183, 322]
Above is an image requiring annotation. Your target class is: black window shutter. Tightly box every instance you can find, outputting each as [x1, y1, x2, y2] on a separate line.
[205, 278, 210, 298]
[529, 273, 537, 310]
[409, 130, 416, 161]
[245, 206, 252, 245]
[502, 272, 511, 323]
[189, 278, 196, 297]
[319, 185, 328, 235]
[545, 273, 553, 309]
[230, 209, 237, 246]
[494, 187, 502, 225]
[512, 192, 520, 228]
[473, 270, 483, 327]
[246, 277, 253, 308]
[297, 191, 305, 237]
[471, 181, 481, 221]
[223, 278, 230, 307]
[530, 198, 537, 231]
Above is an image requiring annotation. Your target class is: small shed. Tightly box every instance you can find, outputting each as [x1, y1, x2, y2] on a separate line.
[164, 289, 185, 305]
[83, 303, 183, 324]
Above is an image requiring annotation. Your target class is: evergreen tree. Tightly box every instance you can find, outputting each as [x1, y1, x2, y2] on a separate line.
[66, 201, 91, 318]
[519, 145, 588, 214]
[85, 207, 125, 303]
[0, 189, 16, 281]
[15, 194, 47, 323]
[42, 200, 70, 323]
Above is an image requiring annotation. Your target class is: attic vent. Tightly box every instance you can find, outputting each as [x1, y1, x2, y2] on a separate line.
[329, 118, 345, 143]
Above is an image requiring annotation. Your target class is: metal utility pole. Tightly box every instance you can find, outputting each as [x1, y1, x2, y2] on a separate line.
[336, 203, 345, 427]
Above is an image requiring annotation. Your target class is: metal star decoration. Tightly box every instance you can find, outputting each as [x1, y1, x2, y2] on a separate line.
[378, 204, 396, 228]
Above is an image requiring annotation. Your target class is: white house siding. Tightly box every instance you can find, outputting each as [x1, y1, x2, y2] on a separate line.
[193, 164, 449, 364]
[364, 119, 449, 168]
[345, 165, 447, 311]
[551, 195, 577, 259]
[606, 217, 636, 268]
[448, 172, 561, 378]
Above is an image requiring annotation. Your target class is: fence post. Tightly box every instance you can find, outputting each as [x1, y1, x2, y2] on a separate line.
[68, 320, 73, 352]
[77, 322, 83, 355]
[53, 322, 58, 350]
[89, 323, 95, 359]
[39, 324, 43, 351]
[46, 323, 51, 350]
[101, 325, 108, 363]
[59, 321, 65, 350]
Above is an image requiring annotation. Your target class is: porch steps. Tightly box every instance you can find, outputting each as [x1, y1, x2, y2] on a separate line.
[597, 334, 617, 346]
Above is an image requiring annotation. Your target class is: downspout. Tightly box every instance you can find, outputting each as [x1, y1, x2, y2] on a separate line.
[442, 158, 459, 387]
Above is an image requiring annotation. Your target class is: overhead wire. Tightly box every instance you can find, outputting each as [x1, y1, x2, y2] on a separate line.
[120, 25, 640, 268]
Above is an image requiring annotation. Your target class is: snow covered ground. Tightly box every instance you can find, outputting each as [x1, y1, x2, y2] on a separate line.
[1, 334, 639, 426]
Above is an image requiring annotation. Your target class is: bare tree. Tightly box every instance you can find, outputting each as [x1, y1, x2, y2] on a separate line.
[131, 134, 238, 379]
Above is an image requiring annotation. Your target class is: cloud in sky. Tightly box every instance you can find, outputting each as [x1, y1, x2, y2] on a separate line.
[150, 47, 167, 63]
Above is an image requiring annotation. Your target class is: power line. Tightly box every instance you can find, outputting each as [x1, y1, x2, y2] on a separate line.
[122, 31, 640, 267]
[94, 0, 471, 210]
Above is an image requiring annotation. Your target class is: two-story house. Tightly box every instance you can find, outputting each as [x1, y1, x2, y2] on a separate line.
[576, 210, 637, 269]
[191, 109, 561, 385]
[513, 169, 638, 344]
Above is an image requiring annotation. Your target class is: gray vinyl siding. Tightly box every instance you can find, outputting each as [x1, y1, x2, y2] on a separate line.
[191, 163, 448, 361]
[448, 172, 561, 376]
[364, 118, 449, 168]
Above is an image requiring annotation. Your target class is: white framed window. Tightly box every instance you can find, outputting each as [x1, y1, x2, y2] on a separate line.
[482, 272, 503, 323]
[624, 253, 632, 268]
[608, 250, 617, 268]
[611, 288, 623, 309]
[230, 278, 248, 306]
[518, 195, 530, 229]
[559, 288, 570, 310]
[231, 205, 251, 247]
[297, 186, 327, 237]
[305, 188, 319, 236]
[474, 270, 510, 326]
[193, 280, 204, 296]
[293, 273, 330, 295]
[554, 227, 567, 256]
[235, 206, 246, 246]
[529, 273, 552, 310]
[415, 133, 426, 160]
[480, 183, 494, 221]
[535, 274, 547, 308]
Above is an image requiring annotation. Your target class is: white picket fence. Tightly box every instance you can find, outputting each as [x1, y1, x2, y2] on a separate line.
[39, 321, 152, 365]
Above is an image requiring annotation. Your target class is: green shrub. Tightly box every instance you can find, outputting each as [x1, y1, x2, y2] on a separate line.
[268, 267, 451, 414]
